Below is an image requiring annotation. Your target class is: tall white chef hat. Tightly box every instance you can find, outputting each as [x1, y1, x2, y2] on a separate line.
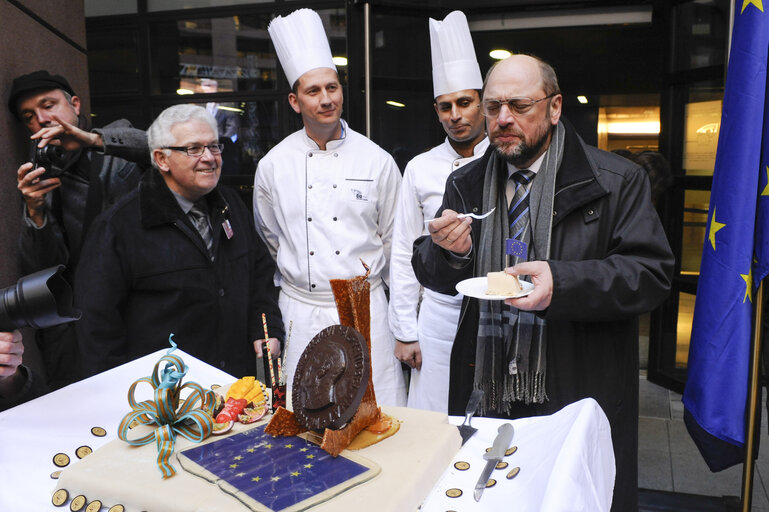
[268, 9, 337, 88]
[429, 11, 483, 99]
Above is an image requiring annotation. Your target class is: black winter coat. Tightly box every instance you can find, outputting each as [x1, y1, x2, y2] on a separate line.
[412, 122, 674, 512]
[75, 168, 284, 378]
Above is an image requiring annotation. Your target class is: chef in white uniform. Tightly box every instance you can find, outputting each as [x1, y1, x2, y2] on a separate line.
[254, 9, 406, 406]
[389, 11, 488, 413]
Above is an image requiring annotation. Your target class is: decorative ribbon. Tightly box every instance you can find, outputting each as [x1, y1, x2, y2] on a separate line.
[118, 335, 216, 478]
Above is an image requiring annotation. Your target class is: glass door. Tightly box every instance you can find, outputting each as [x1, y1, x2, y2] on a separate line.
[648, 0, 730, 392]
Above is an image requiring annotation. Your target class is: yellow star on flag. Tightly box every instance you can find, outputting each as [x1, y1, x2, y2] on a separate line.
[229, 463, 239, 469]
[742, 0, 764, 13]
[252, 476, 261, 482]
[291, 471, 300, 477]
[708, 207, 726, 251]
[742, 266, 753, 303]
[763, 166, 769, 196]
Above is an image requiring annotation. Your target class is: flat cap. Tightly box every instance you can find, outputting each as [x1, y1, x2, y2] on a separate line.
[7, 70, 75, 117]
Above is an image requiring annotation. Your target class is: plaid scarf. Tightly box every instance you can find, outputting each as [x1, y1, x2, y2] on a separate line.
[474, 122, 564, 414]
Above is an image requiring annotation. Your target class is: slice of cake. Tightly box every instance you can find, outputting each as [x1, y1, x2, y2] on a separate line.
[486, 271, 523, 296]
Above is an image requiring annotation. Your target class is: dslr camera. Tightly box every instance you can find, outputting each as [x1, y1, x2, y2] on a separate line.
[29, 143, 66, 179]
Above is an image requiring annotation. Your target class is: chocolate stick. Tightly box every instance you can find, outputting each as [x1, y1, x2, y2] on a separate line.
[262, 313, 277, 388]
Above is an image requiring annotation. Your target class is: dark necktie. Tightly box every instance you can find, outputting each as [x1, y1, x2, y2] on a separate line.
[188, 201, 214, 259]
[508, 170, 536, 240]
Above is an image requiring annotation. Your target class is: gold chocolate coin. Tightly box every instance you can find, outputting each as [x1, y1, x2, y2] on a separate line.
[485, 478, 497, 488]
[495, 461, 509, 470]
[453, 461, 470, 471]
[53, 453, 70, 467]
[210, 383, 221, 390]
[505, 446, 518, 456]
[51, 470, 62, 479]
[108, 506, 125, 512]
[91, 426, 107, 437]
[70, 494, 87, 511]
[485, 447, 491, 453]
[506, 466, 521, 479]
[76, 445, 92, 459]
[52, 489, 68, 506]
[445, 488, 463, 498]
[85, 500, 102, 512]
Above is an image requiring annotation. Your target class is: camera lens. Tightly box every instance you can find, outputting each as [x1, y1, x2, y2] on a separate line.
[0, 266, 81, 331]
[35, 145, 64, 166]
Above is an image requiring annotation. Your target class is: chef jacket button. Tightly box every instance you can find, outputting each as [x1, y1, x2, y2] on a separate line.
[454, 161, 460, 166]
[553, 210, 557, 217]
[333, 217, 338, 221]
[219, 288, 225, 297]
[333, 184, 337, 188]
[308, 152, 313, 157]
[311, 283, 316, 288]
[333, 153, 338, 157]
[220, 361, 226, 368]
[308, 217, 312, 222]
[310, 251, 314, 255]
[308, 184, 312, 189]
[335, 250, 340, 255]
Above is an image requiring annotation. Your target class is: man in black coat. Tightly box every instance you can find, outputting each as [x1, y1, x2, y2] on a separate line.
[75, 104, 283, 378]
[413, 55, 674, 511]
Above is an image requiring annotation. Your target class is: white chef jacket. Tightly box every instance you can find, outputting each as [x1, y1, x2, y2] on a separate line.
[388, 137, 489, 412]
[254, 120, 406, 406]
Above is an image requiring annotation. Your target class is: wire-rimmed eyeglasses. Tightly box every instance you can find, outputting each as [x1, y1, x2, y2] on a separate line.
[481, 93, 558, 117]
[164, 143, 224, 157]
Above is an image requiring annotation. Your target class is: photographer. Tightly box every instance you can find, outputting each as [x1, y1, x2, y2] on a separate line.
[8, 70, 150, 389]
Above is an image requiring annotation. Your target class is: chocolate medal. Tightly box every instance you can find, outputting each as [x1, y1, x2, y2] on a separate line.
[445, 488, 463, 498]
[90, 426, 107, 437]
[53, 453, 70, 467]
[453, 461, 470, 471]
[108, 505, 125, 512]
[76, 445, 92, 459]
[505, 446, 518, 456]
[85, 500, 102, 512]
[52, 489, 68, 506]
[292, 325, 370, 431]
[506, 466, 521, 479]
[495, 461, 509, 470]
[51, 470, 62, 479]
[70, 494, 87, 511]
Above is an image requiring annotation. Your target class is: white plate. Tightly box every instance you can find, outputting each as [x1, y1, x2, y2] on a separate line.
[456, 276, 535, 300]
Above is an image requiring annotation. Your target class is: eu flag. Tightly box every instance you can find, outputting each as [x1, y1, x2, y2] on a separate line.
[682, 2, 769, 472]
[178, 424, 379, 511]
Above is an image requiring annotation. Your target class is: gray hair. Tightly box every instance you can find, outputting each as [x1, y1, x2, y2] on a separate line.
[147, 104, 219, 168]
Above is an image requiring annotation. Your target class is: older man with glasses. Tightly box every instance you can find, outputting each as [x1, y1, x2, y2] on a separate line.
[413, 54, 674, 512]
[74, 104, 283, 378]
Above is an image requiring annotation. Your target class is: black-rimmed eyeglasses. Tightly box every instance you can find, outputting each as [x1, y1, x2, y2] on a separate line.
[164, 143, 224, 157]
[481, 94, 558, 117]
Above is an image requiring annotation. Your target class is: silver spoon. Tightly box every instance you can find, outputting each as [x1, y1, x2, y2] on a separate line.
[424, 207, 496, 223]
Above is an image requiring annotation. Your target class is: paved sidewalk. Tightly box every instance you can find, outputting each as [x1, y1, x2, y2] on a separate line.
[638, 374, 769, 511]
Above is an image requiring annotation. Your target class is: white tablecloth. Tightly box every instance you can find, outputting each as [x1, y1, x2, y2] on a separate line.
[0, 349, 614, 512]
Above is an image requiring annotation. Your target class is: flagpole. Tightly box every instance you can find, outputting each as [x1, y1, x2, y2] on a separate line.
[741, 280, 764, 511]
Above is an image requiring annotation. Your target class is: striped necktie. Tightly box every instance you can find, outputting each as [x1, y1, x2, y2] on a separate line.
[508, 170, 535, 240]
[188, 201, 214, 259]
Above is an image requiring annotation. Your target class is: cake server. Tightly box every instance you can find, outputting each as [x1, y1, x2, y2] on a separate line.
[457, 389, 483, 445]
[473, 422, 514, 502]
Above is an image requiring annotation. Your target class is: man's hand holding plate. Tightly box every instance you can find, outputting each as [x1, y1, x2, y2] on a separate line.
[504, 261, 553, 310]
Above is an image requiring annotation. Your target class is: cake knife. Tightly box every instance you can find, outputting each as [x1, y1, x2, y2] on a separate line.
[473, 422, 514, 502]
